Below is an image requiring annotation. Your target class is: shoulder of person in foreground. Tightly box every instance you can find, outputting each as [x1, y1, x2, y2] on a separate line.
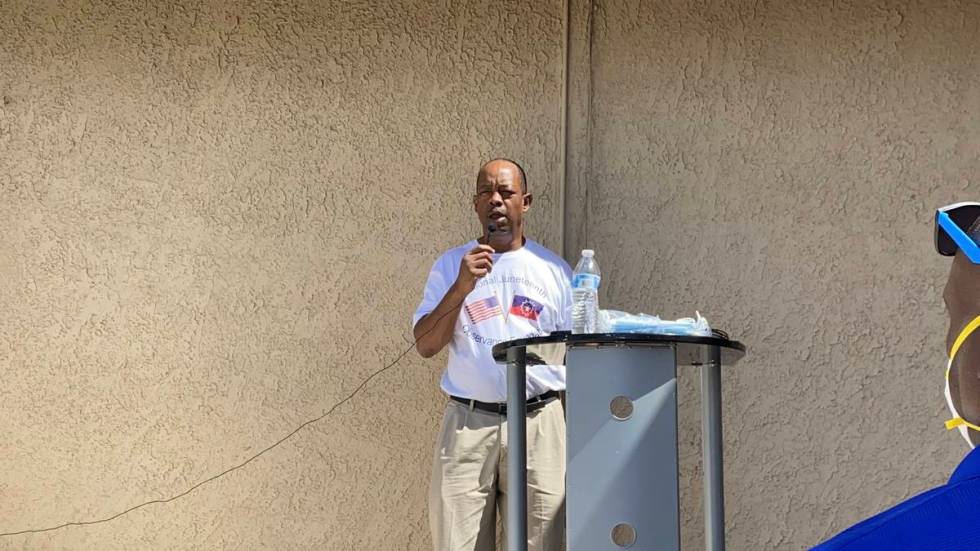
[812, 449, 980, 550]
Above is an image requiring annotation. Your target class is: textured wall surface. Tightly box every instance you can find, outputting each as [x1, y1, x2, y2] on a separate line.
[580, 0, 980, 548]
[4, 0, 979, 549]
[0, 1, 564, 548]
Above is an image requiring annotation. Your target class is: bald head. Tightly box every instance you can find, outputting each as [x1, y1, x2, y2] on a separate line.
[478, 158, 528, 194]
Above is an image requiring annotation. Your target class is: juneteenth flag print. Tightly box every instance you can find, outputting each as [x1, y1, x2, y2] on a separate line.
[509, 295, 544, 321]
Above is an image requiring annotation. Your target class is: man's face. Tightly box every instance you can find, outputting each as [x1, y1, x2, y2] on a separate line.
[473, 161, 530, 240]
[944, 236, 980, 445]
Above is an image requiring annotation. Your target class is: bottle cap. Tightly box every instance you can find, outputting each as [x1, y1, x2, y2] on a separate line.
[582, 249, 594, 257]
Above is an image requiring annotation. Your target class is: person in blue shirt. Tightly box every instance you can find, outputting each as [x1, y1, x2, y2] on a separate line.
[813, 202, 980, 550]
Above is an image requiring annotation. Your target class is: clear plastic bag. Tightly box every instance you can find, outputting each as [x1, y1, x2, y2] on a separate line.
[598, 310, 712, 336]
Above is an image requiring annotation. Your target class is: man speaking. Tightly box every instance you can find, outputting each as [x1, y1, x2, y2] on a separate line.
[412, 159, 572, 551]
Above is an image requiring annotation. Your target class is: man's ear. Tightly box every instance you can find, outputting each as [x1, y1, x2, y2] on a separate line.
[523, 193, 533, 212]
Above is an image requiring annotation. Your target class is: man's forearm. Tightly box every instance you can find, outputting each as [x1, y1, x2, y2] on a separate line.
[414, 282, 469, 358]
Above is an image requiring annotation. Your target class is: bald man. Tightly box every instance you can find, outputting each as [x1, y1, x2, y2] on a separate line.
[813, 202, 980, 550]
[413, 159, 571, 551]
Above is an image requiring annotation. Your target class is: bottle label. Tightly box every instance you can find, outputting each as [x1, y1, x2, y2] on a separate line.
[573, 274, 600, 290]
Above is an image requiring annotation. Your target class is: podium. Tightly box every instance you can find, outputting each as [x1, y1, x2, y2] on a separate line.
[492, 332, 745, 551]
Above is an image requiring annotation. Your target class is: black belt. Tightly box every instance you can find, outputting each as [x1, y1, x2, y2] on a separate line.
[450, 390, 561, 416]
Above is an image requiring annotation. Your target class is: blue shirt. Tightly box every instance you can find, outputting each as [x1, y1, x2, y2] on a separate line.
[812, 446, 980, 550]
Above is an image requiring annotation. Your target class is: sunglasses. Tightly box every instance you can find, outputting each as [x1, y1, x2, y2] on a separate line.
[936, 202, 980, 264]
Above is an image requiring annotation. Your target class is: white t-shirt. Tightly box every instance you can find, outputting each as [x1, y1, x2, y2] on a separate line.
[413, 238, 573, 402]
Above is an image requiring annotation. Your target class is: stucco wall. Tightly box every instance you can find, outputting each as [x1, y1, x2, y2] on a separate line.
[3, 0, 978, 550]
[0, 1, 564, 548]
[579, 0, 980, 548]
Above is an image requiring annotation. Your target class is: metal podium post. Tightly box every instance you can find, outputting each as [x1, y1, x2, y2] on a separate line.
[701, 346, 725, 551]
[506, 345, 528, 551]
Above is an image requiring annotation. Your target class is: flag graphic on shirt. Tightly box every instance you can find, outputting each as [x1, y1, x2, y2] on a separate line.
[465, 296, 503, 324]
[509, 295, 544, 321]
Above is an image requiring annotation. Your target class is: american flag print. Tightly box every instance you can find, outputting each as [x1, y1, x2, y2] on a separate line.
[509, 295, 544, 321]
[464, 296, 503, 324]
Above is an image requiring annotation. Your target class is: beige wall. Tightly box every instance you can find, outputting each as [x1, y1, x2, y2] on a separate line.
[0, 1, 563, 548]
[1, 0, 977, 549]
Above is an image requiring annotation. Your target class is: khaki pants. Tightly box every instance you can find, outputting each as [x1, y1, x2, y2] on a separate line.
[429, 399, 566, 551]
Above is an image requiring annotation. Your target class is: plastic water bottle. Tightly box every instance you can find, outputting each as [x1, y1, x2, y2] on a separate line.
[571, 249, 601, 334]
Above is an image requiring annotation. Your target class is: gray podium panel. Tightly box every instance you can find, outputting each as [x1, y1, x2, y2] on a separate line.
[566, 345, 680, 551]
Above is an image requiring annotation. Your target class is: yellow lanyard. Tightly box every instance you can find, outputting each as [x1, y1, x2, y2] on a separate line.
[944, 315, 980, 432]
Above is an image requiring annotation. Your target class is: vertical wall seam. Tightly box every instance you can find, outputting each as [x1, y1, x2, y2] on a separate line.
[562, 0, 595, 259]
[559, 0, 570, 259]
[584, 0, 596, 250]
